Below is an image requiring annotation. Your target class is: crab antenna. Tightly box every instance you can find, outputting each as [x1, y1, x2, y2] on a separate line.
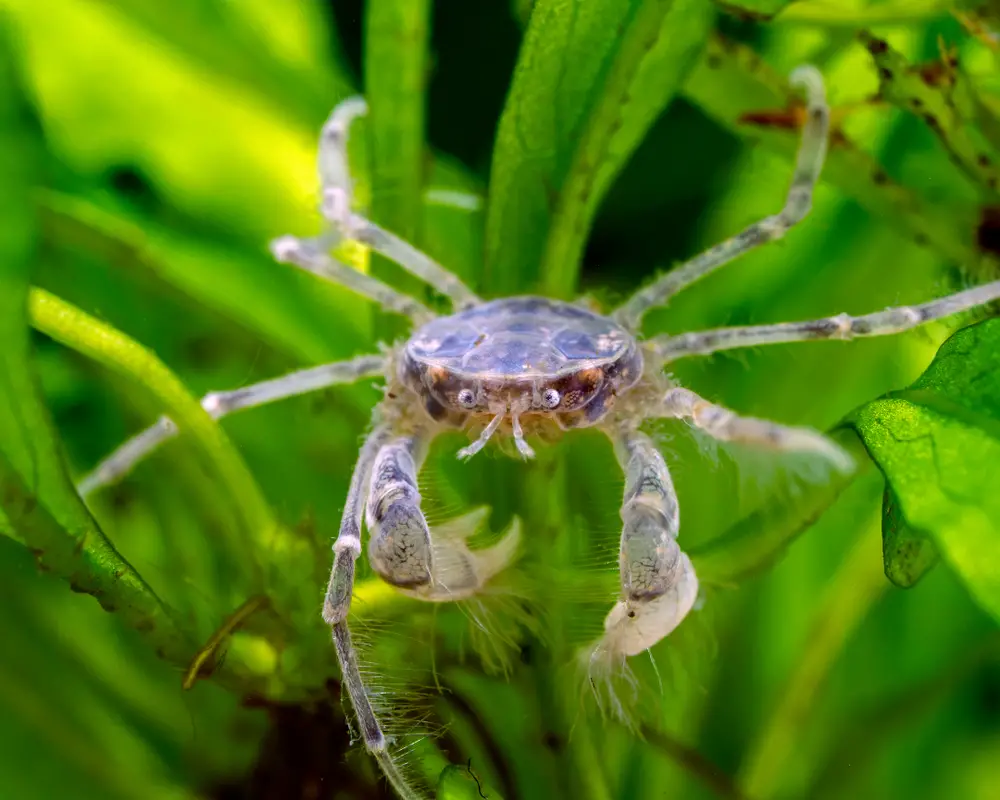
[457, 411, 505, 460]
[511, 412, 536, 459]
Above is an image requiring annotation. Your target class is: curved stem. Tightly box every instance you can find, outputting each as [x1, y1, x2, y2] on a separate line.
[28, 288, 276, 588]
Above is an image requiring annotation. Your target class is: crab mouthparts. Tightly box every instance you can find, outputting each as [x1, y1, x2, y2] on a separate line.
[456, 404, 535, 462]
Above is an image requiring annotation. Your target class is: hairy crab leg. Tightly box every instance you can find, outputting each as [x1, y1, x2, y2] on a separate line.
[77, 355, 387, 496]
[316, 95, 481, 311]
[270, 235, 434, 322]
[659, 386, 854, 472]
[321, 423, 423, 800]
[613, 65, 829, 330]
[648, 279, 1000, 361]
[367, 431, 520, 600]
[597, 429, 699, 661]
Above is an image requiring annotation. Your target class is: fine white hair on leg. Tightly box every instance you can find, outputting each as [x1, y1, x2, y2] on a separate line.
[312, 95, 481, 311]
[650, 279, 1000, 362]
[613, 65, 829, 330]
[321, 424, 423, 800]
[270, 234, 433, 322]
[660, 386, 854, 473]
[77, 355, 387, 497]
[597, 429, 700, 660]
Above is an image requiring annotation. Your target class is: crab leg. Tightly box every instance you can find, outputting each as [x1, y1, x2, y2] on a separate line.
[659, 387, 853, 472]
[648, 279, 1000, 361]
[321, 424, 422, 800]
[366, 431, 520, 599]
[613, 65, 829, 329]
[598, 429, 699, 658]
[78, 355, 387, 496]
[316, 96, 481, 310]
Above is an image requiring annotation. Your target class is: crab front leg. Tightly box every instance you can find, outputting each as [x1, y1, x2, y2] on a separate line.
[366, 430, 520, 600]
[599, 429, 699, 658]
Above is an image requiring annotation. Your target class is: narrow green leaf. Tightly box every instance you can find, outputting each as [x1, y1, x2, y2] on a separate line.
[27, 289, 274, 590]
[485, 0, 715, 297]
[364, 0, 433, 327]
[714, 0, 797, 20]
[365, 0, 432, 245]
[775, 0, 952, 26]
[881, 483, 938, 589]
[682, 33, 993, 280]
[848, 318, 1000, 624]
[859, 32, 1000, 198]
[0, 23, 193, 667]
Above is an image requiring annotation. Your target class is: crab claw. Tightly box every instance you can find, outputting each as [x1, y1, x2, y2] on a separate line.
[403, 508, 522, 602]
[599, 552, 699, 658]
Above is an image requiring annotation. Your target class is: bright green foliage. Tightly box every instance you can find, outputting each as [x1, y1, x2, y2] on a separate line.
[850, 319, 1000, 622]
[2, 1, 1000, 799]
[485, 0, 715, 296]
[712, 0, 797, 20]
[436, 763, 504, 800]
[860, 31, 1000, 197]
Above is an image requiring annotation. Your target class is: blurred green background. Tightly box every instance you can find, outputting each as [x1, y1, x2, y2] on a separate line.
[2, 1, 1000, 799]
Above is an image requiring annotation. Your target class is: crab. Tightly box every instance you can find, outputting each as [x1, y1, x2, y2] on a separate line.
[78, 66, 1000, 799]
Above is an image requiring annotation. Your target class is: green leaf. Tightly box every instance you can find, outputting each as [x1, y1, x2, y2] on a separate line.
[848, 318, 1000, 623]
[26, 289, 273, 592]
[484, 0, 715, 297]
[859, 32, 1000, 198]
[682, 33, 991, 280]
[436, 763, 505, 800]
[881, 483, 938, 589]
[713, 0, 798, 20]
[691, 430, 872, 585]
[0, 22, 193, 668]
[364, 0, 433, 335]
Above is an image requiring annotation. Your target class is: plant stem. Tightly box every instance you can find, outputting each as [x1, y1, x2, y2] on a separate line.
[739, 501, 889, 799]
[27, 288, 275, 590]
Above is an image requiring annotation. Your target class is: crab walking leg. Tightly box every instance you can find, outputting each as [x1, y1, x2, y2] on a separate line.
[270, 235, 433, 322]
[321, 425, 422, 800]
[367, 432, 520, 600]
[613, 65, 829, 330]
[315, 97, 480, 310]
[660, 387, 853, 472]
[649, 279, 1000, 361]
[600, 430, 699, 657]
[78, 355, 386, 496]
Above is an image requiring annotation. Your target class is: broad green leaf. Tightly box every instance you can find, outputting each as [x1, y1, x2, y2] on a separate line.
[436, 762, 505, 800]
[682, 33, 991, 279]
[484, 0, 715, 297]
[0, 21, 194, 670]
[859, 32, 1000, 198]
[848, 318, 1000, 623]
[881, 483, 938, 588]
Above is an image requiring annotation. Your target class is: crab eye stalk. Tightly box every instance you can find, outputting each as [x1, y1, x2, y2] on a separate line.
[541, 388, 561, 409]
[457, 389, 477, 409]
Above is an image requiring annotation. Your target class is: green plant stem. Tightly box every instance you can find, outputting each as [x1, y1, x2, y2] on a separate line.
[775, 0, 952, 26]
[27, 287, 275, 588]
[739, 505, 889, 799]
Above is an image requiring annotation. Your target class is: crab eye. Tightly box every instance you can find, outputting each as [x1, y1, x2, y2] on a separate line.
[457, 389, 477, 409]
[541, 388, 561, 409]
